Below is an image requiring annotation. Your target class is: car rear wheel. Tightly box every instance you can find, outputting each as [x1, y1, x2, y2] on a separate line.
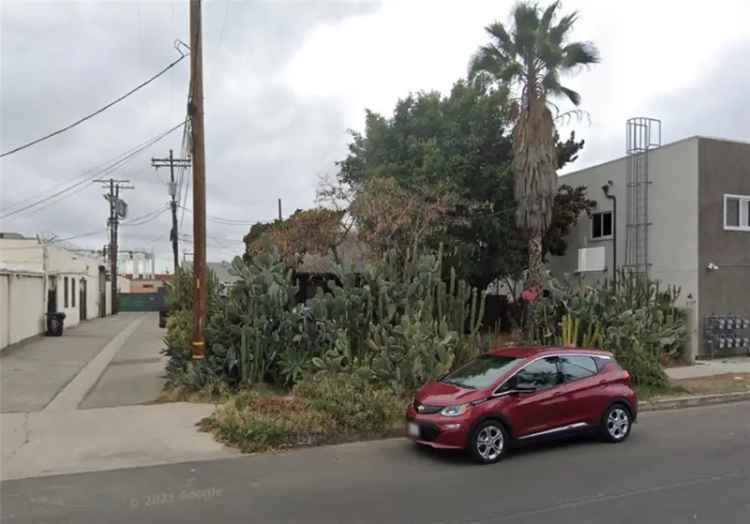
[469, 420, 508, 464]
[601, 404, 632, 443]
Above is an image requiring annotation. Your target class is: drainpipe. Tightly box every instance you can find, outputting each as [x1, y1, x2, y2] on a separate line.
[602, 180, 617, 286]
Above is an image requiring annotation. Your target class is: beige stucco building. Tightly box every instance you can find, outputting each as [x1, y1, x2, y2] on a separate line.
[0, 234, 110, 350]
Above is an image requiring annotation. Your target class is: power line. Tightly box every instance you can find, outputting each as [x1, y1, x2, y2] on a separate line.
[54, 230, 106, 243]
[0, 53, 188, 158]
[0, 121, 186, 219]
[120, 205, 171, 226]
[178, 86, 192, 232]
[178, 204, 257, 225]
[2, 121, 181, 214]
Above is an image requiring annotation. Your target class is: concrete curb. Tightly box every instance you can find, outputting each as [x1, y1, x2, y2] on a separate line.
[640, 391, 750, 412]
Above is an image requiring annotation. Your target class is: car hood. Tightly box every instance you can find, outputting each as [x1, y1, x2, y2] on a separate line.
[415, 381, 487, 406]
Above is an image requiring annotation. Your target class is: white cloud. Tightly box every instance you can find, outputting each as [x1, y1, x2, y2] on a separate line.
[2, 0, 749, 269]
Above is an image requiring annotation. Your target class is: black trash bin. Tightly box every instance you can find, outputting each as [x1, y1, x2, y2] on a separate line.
[46, 312, 66, 336]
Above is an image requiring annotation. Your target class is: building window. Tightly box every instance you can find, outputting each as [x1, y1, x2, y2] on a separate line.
[71, 279, 76, 307]
[592, 211, 613, 239]
[724, 194, 750, 231]
[64, 277, 69, 307]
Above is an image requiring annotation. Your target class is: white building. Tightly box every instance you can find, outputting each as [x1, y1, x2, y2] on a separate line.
[0, 233, 110, 350]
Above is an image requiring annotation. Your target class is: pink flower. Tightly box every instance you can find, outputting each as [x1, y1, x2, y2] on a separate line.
[521, 288, 538, 302]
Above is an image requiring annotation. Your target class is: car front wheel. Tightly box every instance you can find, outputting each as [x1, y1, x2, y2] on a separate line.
[469, 420, 508, 464]
[601, 404, 632, 442]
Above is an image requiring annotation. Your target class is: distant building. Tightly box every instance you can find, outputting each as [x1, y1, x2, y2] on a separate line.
[121, 273, 173, 294]
[182, 261, 241, 296]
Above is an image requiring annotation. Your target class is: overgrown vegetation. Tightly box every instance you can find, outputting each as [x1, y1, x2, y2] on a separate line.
[159, 2, 692, 454]
[165, 246, 486, 392]
[202, 374, 404, 453]
[526, 270, 689, 387]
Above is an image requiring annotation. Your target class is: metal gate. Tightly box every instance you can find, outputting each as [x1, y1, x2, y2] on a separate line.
[118, 293, 165, 312]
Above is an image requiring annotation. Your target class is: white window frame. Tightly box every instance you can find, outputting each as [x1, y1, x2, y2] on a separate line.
[591, 211, 613, 240]
[723, 194, 750, 232]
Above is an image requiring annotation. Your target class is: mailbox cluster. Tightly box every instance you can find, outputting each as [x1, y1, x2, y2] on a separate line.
[704, 315, 750, 355]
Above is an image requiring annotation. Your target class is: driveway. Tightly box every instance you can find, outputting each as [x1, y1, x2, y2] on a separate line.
[1, 313, 236, 481]
[3, 401, 750, 523]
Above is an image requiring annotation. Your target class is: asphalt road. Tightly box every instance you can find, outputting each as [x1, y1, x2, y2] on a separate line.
[3, 401, 750, 524]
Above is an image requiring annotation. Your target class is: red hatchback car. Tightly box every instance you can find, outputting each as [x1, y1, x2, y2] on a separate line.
[406, 346, 637, 464]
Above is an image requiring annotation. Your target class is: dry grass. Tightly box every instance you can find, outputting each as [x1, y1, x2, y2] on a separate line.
[154, 384, 232, 404]
[672, 373, 750, 396]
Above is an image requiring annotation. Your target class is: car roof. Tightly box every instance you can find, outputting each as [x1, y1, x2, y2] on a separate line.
[487, 345, 613, 359]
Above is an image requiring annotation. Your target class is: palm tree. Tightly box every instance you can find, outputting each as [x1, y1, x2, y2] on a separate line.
[468, 1, 599, 294]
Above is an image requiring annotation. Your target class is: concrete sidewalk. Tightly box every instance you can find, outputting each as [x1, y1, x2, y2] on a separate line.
[0, 313, 237, 481]
[666, 356, 750, 380]
[79, 316, 168, 409]
[0, 314, 137, 413]
[1, 402, 232, 480]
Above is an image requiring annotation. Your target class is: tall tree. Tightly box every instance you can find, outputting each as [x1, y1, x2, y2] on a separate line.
[243, 208, 346, 268]
[337, 80, 590, 290]
[468, 1, 599, 293]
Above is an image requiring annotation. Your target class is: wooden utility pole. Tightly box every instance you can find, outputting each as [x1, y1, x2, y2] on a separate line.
[189, 0, 207, 360]
[94, 178, 133, 315]
[151, 150, 191, 274]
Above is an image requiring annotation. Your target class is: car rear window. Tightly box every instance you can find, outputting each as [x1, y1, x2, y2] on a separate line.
[441, 355, 519, 389]
[559, 355, 599, 382]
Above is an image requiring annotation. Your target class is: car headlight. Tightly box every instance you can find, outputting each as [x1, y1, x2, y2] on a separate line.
[440, 403, 470, 417]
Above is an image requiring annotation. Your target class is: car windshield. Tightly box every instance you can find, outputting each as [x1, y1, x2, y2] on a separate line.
[441, 355, 520, 389]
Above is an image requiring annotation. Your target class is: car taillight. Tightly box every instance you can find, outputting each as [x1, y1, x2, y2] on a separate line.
[622, 370, 631, 384]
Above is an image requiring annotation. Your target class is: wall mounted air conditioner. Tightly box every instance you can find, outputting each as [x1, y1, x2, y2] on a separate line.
[577, 246, 606, 272]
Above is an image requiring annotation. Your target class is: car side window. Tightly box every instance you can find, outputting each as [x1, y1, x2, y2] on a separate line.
[559, 355, 598, 382]
[515, 357, 560, 389]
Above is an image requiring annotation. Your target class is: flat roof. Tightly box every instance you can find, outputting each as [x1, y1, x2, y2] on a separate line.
[559, 135, 750, 179]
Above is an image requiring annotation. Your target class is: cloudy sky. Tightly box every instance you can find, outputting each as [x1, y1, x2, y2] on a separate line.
[2, 0, 749, 271]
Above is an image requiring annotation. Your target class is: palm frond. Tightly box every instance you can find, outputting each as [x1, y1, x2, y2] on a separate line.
[549, 11, 578, 46]
[467, 45, 503, 80]
[485, 21, 516, 57]
[539, 1, 560, 32]
[541, 69, 562, 92]
[538, 40, 564, 69]
[541, 71, 579, 106]
[561, 41, 601, 69]
[513, 3, 540, 57]
[557, 85, 581, 106]
[499, 61, 524, 83]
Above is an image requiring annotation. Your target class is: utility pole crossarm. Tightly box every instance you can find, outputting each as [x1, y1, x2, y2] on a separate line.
[94, 178, 133, 316]
[151, 151, 191, 274]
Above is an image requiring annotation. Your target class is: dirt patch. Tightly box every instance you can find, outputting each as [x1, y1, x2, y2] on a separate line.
[672, 373, 750, 395]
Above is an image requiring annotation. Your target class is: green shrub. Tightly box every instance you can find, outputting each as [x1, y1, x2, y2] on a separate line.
[163, 309, 193, 385]
[203, 391, 331, 452]
[294, 373, 405, 435]
[202, 374, 405, 452]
